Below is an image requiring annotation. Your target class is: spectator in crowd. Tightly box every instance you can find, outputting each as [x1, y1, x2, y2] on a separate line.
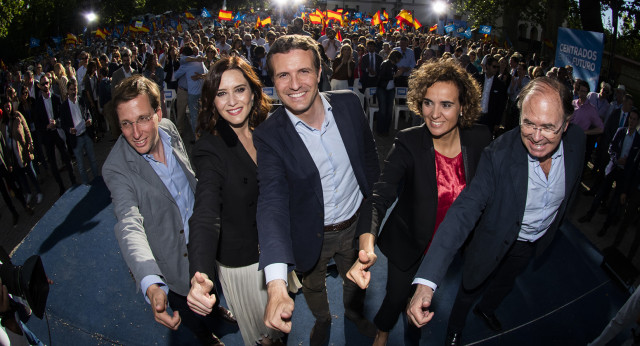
[52, 63, 69, 102]
[375, 50, 402, 136]
[60, 79, 99, 186]
[1, 100, 43, 205]
[392, 36, 416, 87]
[321, 29, 341, 61]
[330, 45, 354, 91]
[588, 82, 611, 121]
[173, 45, 208, 136]
[475, 55, 507, 135]
[33, 75, 76, 195]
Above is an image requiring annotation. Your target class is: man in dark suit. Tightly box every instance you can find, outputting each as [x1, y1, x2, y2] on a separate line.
[406, 77, 585, 345]
[33, 75, 76, 195]
[255, 35, 380, 345]
[59, 79, 98, 185]
[360, 40, 382, 92]
[579, 109, 640, 235]
[475, 55, 507, 134]
[241, 33, 258, 67]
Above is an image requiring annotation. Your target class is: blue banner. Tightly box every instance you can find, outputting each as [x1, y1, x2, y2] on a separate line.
[445, 24, 455, 34]
[30, 37, 40, 48]
[554, 27, 604, 92]
[479, 25, 492, 35]
[201, 8, 212, 18]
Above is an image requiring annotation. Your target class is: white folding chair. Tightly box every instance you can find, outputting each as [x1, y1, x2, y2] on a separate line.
[393, 87, 410, 130]
[164, 89, 176, 120]
[364, 87, 378, 131]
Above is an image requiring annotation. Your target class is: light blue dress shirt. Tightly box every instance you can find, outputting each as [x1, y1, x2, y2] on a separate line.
[518, 142, 565, 242]
[393, 47, 416, 76]
[173, 58, 207, 95]
[264, 94, 363, 284]
[139, 128, 195, 301]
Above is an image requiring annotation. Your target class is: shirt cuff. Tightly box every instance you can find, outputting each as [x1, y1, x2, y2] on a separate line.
[412, 278, 437, 292]
[141, 275, 168, 304]
[264, 263, 288, 285]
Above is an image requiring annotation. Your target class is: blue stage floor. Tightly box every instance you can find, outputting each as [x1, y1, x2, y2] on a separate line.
[12, 178, 633, 345]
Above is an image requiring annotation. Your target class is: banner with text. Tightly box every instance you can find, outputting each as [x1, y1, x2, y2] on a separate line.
[554, 27, 604, 92]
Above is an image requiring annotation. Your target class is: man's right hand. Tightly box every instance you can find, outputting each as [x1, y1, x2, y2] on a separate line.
[406, 284, 435, 328]
[346, 249, 377, 289]
[147, 284, 181, 330]
[264, 279, 294, 333]
[187, 271, 217, 316]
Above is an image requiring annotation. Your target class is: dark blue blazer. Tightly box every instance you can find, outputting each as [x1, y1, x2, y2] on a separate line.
[415, 124, 585, 290]
[605, 127, 640, 176]
[254, 91, 380, 273]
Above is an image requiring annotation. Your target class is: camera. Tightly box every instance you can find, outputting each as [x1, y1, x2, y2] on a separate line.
[0, 248, 49, 319]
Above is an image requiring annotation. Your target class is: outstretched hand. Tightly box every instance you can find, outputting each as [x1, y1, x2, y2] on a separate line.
[346, 249, 377, 289]
[147, 284, 181, 330]
[264, 280, 294, 333]
[187, 271, 217, 316]
[406, 284, 435, 328]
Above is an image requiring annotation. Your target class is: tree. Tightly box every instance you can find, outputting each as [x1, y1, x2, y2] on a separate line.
[0, 0, 26, 39]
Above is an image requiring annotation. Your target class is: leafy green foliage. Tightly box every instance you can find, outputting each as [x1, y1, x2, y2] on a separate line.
[0, 0, 26, 39]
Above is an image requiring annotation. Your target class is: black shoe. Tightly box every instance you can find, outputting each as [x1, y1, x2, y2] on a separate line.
[473, 306, 502, 332]
[444, 329, 461, 346]
[216, 305, 237, 324]
[578, 214, 592, 223]
[344, 311, 376, 338]
[310, 318, 331, 346]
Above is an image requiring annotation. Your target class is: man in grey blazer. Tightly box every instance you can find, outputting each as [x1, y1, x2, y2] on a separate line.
[103, 75, 232, 345]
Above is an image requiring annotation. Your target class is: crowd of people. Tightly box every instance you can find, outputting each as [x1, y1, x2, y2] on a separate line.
[1, 13, 639, 346]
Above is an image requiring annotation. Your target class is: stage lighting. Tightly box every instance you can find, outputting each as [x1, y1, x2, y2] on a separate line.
[85, 12, 97, 23]
[433, 0, 447, 15]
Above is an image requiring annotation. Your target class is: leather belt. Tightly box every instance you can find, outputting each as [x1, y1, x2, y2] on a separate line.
[323, 211, 359, 232]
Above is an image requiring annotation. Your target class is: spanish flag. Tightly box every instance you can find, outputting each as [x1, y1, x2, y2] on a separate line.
[218, 10, 233, 21]
[309, 13, 322, 25]
[255, 16, 261, 29]
[395, 10, 414, 26]
[371, 11, 382, 26]
[65, 33, 78, 45]
[95, 28, 106, 39]
[413, 18, 422, 30]
[185, 11, 195, 20]
[315, 9, 325, 19]
[326, 10, 343, 25]
[429, 24, 437, 32]
[336, 30, 343, 42]
[139, 25, 150, 33]
[261, 17, 272, 26]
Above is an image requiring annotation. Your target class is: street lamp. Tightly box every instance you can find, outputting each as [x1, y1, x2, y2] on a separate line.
[85, 12, 97, 23]
[432, 0, 447, 15]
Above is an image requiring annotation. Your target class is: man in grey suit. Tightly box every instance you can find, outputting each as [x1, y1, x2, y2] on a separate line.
[103, 75, 232, 345]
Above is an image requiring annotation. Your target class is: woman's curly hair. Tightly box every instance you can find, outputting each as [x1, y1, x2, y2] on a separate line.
[197, 56, 271, 137]
[407, 59, 482, 128]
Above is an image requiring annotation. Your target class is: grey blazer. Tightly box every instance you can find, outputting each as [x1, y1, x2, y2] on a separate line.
[103, 118, 196, 296]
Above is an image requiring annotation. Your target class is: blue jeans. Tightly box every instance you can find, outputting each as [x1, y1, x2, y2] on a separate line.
[188, 93, 201, 135]
[376, 87, 395, 135]
[73, 133, 99, 185]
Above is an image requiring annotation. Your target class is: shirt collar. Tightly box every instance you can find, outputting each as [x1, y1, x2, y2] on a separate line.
[284, 93, 333, 131]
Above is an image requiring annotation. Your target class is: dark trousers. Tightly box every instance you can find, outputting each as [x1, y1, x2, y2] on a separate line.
[589, 167, 624, 229]
[0, 168, 28, 216]
[448, 240, 535, 332]
[301, 219, 365, 322]
[167, 290, 220, 345]
[374, 256, 421, 344]
[43, 130, 76, 190]
[376, 87, 394, 135]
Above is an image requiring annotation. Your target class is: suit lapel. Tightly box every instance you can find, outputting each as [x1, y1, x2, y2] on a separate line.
[510, 136, 529, 220]
[277, 109, 324, 205]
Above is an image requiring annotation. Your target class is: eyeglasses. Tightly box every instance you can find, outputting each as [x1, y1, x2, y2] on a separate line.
[120, 115, 154, 130]
[520, 118, 566, 136]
